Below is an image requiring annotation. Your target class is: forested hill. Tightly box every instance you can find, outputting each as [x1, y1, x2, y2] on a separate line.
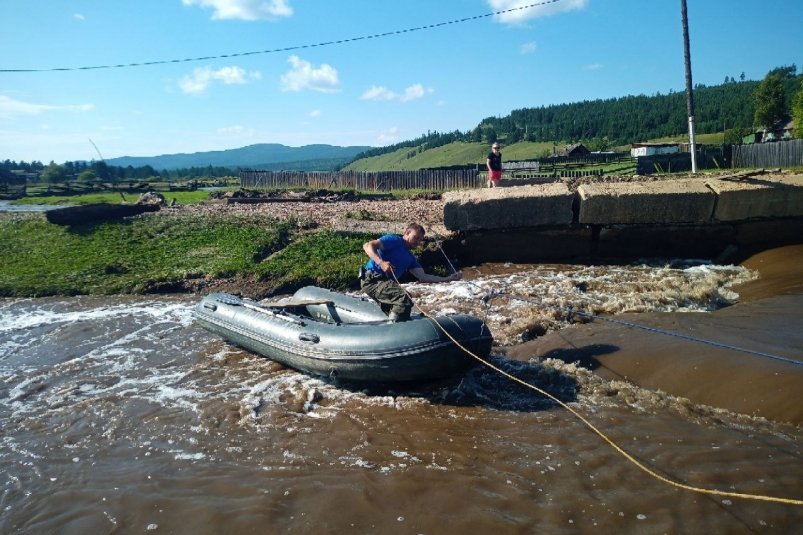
[352, 71, 802, 162]
[492, 80, 761, 144]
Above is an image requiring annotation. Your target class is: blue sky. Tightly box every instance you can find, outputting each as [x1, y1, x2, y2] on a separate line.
[2, 0, 801, 163]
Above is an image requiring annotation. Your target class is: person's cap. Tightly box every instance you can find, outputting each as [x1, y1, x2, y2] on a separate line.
[492, 142, 500, 148]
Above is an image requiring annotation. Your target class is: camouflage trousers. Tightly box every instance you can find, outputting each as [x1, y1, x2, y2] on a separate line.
[360, 271, 413, 321]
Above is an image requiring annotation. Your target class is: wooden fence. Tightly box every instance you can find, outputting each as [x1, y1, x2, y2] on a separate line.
[636, 147, 729, 174]
[732, 139, 803, 168]
[501, 153, 634, 179]
[503, 161, 541, 171]
[0, 171, 27, 199]
[240, 169, 484, 191]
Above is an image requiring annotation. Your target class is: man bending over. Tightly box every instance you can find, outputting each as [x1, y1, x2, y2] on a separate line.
[360, 222, 461, 322]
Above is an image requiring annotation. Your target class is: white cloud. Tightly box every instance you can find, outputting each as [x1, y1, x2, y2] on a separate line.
[361, 83, 432, 102]
[361, 86, 397, 101]
[182, 0, 292, 21]
[377, 127, 400, 144]
[401, 84, 429, 102]
[488, 0, 587, 25]
[217, 125, 257, 137]
[0, 95, 93, 119]
[179, 66, 260, 94]
[309, 109, 321, 118]
[73, 13, 85, 21]
[585, 63, 603, 70]
[280, 56, 340, 93]
[520, 41, 537, 54]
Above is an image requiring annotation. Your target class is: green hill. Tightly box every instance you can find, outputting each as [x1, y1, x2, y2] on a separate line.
[344, 141, 556, 171]
[344, 136, 737, 171]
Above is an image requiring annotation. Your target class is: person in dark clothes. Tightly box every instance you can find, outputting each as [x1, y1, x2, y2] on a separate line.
[486, 142, 502, 187]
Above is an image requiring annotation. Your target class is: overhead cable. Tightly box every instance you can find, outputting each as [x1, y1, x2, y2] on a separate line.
[1, 0, 564, 73]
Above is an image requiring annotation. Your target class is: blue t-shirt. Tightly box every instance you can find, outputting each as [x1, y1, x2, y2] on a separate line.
[364, 234, 421, 278]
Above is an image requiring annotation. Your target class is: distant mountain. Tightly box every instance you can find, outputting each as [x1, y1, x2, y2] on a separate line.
[105, 143, 371, 171]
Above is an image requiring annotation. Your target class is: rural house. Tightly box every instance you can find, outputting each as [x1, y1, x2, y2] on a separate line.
[742, 119, 795, 144]
[556, 143, 590, 157]
[630, 142, 679, 157]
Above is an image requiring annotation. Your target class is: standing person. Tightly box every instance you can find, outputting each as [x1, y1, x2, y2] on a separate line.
[360, 222, 461, 322]
[486, 142, 503, 187]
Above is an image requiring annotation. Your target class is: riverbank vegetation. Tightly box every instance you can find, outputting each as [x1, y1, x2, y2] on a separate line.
[0, 212, 372, 298]
[13, 189, 213, 206]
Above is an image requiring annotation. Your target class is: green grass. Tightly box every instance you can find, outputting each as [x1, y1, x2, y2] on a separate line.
[255, 231, 372, 292]
[501, 141, 565, 160]
[343, 141, 557, 171]
[344, 133, 743, 173]
[0, 213, 379, 298]
[13, 190, 213, 206]
[642, 132, 727, 145]
[0, 213, 293, 296]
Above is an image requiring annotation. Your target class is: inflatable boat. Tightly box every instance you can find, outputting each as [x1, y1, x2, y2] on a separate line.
[193, 286, 493, 382]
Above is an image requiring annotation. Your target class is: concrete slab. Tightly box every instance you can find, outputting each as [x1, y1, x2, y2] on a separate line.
[707, 174, 803, 221]
[443, 183, 574, 231]
[577, 179, 715, 225]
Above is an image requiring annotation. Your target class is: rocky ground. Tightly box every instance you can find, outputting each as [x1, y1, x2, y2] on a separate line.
[167, 193, 450, 237]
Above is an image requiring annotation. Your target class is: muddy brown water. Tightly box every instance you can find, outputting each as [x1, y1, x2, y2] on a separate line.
[1, 246, 801, 534]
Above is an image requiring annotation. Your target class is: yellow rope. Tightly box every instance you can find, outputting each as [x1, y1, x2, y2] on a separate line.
[391, 271, 803, 506]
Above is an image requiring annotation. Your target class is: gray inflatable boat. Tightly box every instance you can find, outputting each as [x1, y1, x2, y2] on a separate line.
[193, 286, 493, 382]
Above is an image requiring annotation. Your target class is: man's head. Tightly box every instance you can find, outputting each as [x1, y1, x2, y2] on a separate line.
[402, 222, 425, 248]
[492, 142, 500, 151]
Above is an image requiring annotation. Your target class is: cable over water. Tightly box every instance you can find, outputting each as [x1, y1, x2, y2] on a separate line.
[404, 248, 803, 505]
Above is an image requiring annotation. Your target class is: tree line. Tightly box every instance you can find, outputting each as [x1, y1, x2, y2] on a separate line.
[0, 157, 356, 183]
[0, 159, 238, 183]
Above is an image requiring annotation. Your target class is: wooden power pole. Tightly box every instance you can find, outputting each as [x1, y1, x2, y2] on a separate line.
[681, 0, 697, 173]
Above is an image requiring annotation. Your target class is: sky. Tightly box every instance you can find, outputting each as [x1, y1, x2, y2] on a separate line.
[2, 0, 802, 164]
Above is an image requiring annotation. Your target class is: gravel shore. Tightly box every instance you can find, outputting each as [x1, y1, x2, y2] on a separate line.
[167, 197, 450, 236]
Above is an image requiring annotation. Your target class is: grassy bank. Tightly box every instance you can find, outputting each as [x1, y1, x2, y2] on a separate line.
[0, 212, 372, 298]
[12, 190, 213, 206]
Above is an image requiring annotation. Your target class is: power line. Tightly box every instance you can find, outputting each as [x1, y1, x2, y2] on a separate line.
[1, 0, 564, 73]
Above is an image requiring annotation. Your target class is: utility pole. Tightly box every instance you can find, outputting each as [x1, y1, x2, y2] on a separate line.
[681, 0, 697, 173]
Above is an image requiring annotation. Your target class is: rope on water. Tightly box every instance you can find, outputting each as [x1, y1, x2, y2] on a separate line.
[390, 256, 803, 506]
